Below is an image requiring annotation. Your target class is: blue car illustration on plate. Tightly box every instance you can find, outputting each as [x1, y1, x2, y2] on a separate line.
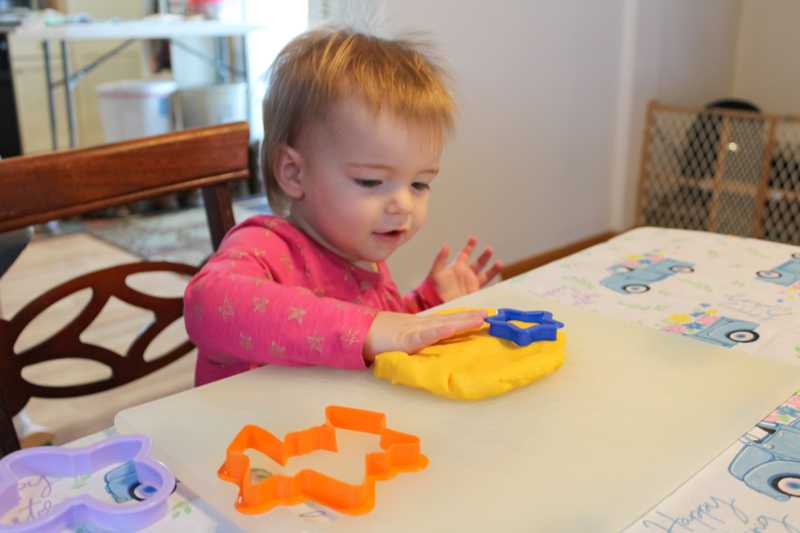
[730, 417, 800, 501]
[600, 257, 694, 294]
[660, 305, 760, 347]
[105, 461, 159, 503]
[756, 253, 800, 287]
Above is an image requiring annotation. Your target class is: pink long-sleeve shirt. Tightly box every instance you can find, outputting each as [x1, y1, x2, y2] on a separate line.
[185, 215, 443, 386]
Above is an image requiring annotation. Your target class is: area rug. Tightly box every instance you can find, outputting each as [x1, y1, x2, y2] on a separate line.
[82, 204, 270, 266]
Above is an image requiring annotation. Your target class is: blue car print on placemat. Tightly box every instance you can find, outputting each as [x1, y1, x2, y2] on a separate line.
[659, 304, 760, 347]
[600, 254, 694, 295]
[756, 253, 800, 289]
[730, 417, 800, 502]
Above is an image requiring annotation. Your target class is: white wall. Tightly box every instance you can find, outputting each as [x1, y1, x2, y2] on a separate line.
[333, 0, 627, 293]
[244, 0, 308, 141]
[732, 0, 800, 115]
[651, 1, 741, 107]
[327, 0, 743, 293]
[610, 0, 742, 229]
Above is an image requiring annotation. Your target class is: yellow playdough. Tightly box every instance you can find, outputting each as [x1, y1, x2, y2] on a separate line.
[373, 308, 567, 401]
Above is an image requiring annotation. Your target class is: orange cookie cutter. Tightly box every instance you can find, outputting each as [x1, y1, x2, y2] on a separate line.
[217, 406, 429, 515]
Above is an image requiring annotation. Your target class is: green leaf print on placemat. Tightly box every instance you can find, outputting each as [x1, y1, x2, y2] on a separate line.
[563, 276, 593, 289]
[71, 475, 91, 490]
[746, 247, 771, 259]
[172, 498, 196, 519]
[618, 302, 668, 311]
[251, 468, 273, 482]
[675, 278, 712, 293]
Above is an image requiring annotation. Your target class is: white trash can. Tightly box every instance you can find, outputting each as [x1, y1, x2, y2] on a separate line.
[95, 80, 178, 143]
[178, 83, 247, 129]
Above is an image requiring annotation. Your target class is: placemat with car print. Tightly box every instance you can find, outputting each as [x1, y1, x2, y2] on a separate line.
[501, 226, 800, 531]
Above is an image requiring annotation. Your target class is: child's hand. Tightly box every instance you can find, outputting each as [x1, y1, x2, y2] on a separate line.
[363, 308, 488, 362]
[429, 237, 503, 302]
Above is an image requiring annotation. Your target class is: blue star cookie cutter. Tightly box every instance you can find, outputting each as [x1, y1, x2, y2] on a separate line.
[484, 309, 565, 346]
[0, 435, 174, 533]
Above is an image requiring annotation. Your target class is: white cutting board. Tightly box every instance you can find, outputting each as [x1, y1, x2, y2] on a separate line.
[116, 285, 800, 532]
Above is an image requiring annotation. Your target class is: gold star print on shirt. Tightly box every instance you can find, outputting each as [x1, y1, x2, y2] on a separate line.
[253, 297, 269, 313]
[288, 306, 306, 324]
[340, 330, 359, 347]
[269, 341, 286, 358]
[306, 331, 324, 353]
[239, 332, 253, 350]
[218, 296, 235, 321]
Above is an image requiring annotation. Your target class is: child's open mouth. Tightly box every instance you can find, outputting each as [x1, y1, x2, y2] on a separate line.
[375, 230, 405, 242]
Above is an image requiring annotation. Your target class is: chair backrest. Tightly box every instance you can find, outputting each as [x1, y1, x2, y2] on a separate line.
[0, 122, 250, 456]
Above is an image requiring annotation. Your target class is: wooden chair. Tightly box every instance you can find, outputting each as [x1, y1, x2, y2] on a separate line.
[0, 122, 250, 457]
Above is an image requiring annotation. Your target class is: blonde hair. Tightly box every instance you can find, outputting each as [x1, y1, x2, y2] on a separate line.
[261, 26, 455, 215]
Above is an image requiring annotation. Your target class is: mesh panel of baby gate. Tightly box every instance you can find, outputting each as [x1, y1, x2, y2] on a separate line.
[636, 102, 800, 246]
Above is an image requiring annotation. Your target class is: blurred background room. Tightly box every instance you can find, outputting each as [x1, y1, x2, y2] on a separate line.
[2, 0, 800, 445]
[3, 0, 799, 291]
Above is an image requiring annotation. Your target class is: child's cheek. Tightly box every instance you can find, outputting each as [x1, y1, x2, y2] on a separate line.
[415, 203, 429, 227]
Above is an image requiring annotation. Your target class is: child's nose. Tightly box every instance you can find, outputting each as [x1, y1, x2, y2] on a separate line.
[386, 188, 413, 215]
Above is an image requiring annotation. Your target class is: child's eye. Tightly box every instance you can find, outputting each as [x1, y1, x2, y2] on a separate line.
[412, 182, 430, 191]
[354, 179, 382, 188]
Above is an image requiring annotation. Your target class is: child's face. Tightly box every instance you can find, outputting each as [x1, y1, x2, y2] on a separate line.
[285, 97, 444, 265]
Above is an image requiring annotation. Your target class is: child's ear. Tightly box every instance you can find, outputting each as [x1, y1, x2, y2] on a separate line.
[273, 144, 305, 200]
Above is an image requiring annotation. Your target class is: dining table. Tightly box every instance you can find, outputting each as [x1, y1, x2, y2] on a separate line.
[6, 226, 800, 532]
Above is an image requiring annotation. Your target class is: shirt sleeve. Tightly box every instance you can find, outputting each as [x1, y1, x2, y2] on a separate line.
[401, 276, 444, 313]
[184, 224, 375, 370]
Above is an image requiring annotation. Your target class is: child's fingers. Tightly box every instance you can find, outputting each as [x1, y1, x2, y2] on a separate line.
[478, 260, 504, 286]
[430, 243, 450, 274]
[470, 246, 494, 274]
[431, 309, 488, 331]
[408, 311, 487, 353]
[403, 324, 452, 353]
[435, 308, 488, 320]
[455, 236, 478, 263]
[413, 324, 457, 348]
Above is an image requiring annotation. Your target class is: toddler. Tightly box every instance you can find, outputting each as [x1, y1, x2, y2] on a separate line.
[185, 26, 502, 386]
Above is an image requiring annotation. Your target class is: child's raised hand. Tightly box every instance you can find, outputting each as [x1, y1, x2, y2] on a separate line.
[363, 308, 488, 362]
[428, 237, 503, 302]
